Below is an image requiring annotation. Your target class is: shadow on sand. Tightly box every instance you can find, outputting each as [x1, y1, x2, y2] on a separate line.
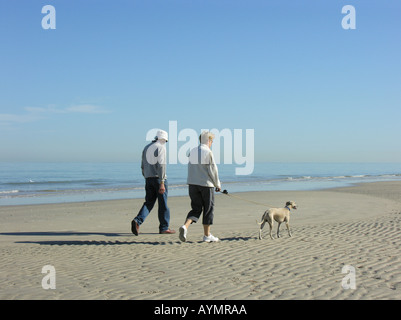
[1, 231, 254, 246]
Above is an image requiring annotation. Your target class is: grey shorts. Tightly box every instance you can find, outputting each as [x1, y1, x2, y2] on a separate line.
[186, 184, 215, 225]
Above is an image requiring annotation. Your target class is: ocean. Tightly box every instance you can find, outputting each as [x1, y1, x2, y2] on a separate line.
[1, 162, 401, 206]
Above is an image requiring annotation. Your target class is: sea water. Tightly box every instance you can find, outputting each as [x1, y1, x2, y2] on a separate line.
[0, 162, 400, 206]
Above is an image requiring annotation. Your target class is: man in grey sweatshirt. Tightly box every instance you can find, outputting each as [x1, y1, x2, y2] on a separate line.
[179, 131, 222, 242]
[131, 130, 175, 235]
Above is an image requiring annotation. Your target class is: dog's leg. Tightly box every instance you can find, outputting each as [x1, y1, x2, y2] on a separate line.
[257, 213, 267, 240]
[277, 222, 281, 238]
[286, 222, 292, 237]
[268, 220, 274, 240]
[259, 221, 265, 240]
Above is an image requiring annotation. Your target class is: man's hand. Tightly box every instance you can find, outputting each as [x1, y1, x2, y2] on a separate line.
[159, 182, 166, 194]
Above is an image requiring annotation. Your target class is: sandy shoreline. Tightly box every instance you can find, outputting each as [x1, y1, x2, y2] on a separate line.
[1, 181, 401, 300]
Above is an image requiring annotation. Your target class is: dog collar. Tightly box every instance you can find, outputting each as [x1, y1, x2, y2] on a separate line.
[285, 206, 291, 211]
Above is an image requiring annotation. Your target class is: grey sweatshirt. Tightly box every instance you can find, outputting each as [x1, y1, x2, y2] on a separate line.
[187, 143, 221, 188]
[141, 140, 167, 183]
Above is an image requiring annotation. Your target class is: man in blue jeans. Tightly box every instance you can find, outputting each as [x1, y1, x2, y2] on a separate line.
[131, 130, 176, 235]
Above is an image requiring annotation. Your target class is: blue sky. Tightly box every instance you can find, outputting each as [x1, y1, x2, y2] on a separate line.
[1, 0, 400, 163]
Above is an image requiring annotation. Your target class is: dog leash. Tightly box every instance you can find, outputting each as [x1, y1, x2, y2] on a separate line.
[218, 189, 271, 207]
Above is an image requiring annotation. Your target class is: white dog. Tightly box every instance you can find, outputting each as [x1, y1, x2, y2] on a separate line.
[257, 201, 297, 240]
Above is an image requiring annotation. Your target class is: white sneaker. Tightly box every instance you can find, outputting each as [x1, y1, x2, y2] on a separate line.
[203, 234, 219, 242]
[179, 225, 187, 242]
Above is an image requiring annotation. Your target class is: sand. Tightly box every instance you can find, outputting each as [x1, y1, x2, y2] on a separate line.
[1, 181, 401, 300]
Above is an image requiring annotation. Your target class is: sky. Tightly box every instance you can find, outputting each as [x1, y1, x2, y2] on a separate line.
[1, 0, 400, 163]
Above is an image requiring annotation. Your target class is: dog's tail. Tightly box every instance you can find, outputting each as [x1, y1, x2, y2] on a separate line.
[256, 219, 264, 225]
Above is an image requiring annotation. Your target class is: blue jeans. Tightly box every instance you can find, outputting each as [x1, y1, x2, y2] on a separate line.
[134, 178, 170, 232]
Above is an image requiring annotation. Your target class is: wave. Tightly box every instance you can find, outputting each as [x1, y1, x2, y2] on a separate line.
[4, 179, 105, 186]
[1, 171, 401, 205]
[220, 173, 401, 187]
[1, 173, 401, 192]
[0, 190, 19, 194]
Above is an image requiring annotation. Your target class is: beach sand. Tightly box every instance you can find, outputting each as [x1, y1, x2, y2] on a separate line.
[1, 181, 401, 300]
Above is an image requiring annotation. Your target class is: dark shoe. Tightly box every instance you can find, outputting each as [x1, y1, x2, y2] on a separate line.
[159, 229, 176, 234]
[131, 220, 139, 236]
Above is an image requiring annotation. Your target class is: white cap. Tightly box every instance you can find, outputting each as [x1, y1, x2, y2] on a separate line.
[155, 130, 168, 142]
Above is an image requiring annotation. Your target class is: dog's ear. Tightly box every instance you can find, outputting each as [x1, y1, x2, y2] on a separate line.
[286, 201, 291, 206]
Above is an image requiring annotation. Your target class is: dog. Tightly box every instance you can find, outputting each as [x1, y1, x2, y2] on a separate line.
[257, 201, 297, 240]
